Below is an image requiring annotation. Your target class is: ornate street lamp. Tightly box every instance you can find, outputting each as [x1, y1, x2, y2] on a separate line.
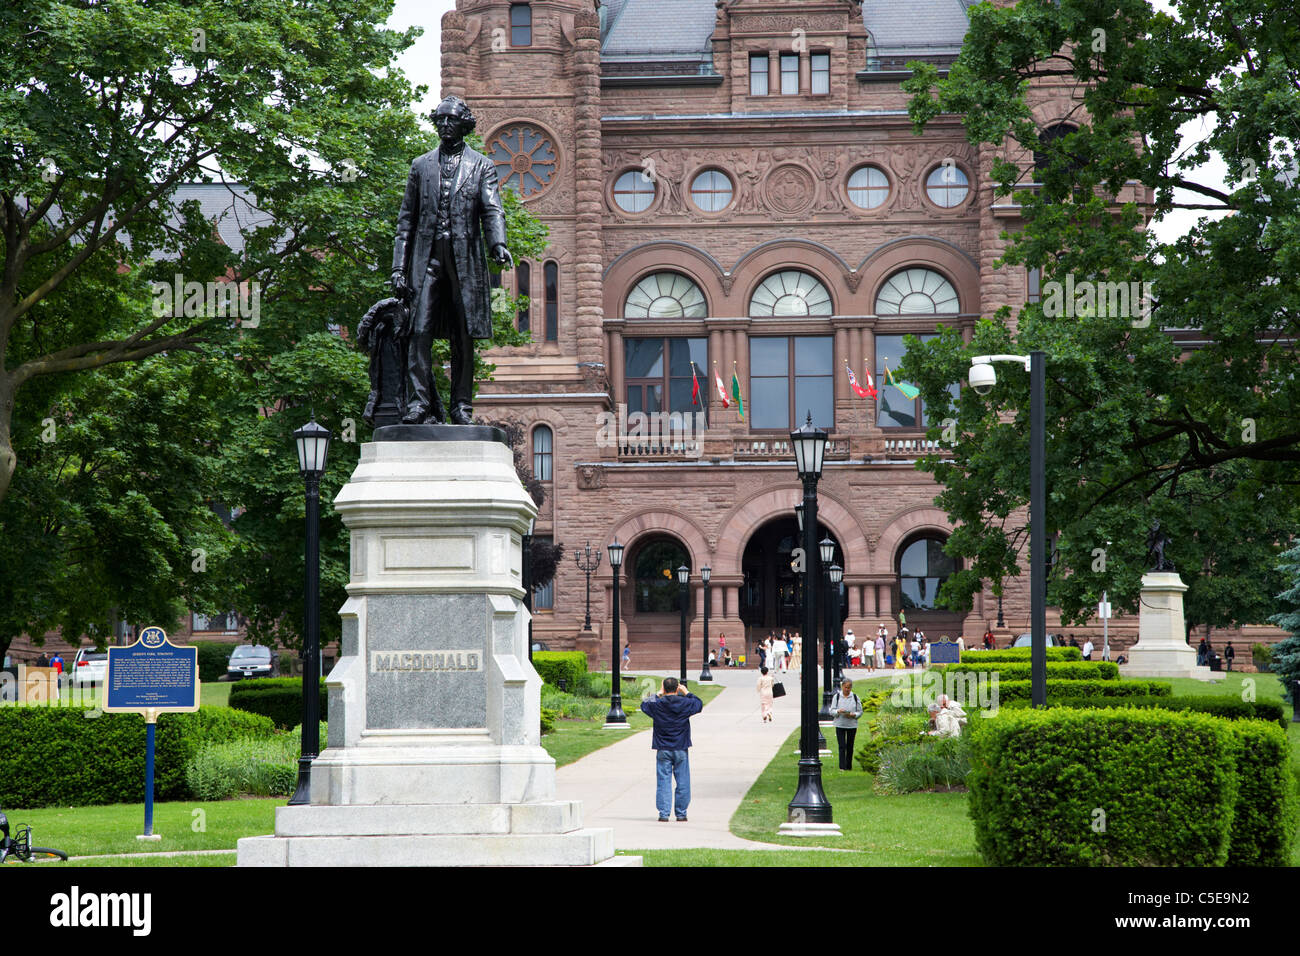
[676, 564, 690, 684]
[605, 538, 627, 728]
[829, 563, 844, 683]
[289, 417, 331, 806]
[970, 352, 1047, 707]
[574, 541, 602, 632]
[523, 516, 535, 663]
[700, 565, 713, 681]
[785, 413, 835, 830]
[819, 535, 836, 720]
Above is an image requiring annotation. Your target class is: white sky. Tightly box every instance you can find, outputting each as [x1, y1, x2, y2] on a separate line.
[388, 0, 1226, 243]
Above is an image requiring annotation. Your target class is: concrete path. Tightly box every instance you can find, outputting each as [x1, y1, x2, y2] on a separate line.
[554, 664, 912, 851]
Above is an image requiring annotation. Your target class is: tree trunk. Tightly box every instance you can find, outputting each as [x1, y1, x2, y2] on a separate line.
[0, 375, 14, 506]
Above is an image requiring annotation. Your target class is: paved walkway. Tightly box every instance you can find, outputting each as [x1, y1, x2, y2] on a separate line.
[554, 665, 914, 851]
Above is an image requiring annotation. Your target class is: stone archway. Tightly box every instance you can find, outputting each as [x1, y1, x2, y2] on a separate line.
[714, 485, 870, 576]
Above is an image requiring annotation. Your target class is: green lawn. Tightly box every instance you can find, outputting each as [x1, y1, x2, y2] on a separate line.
[2, 798, 284, 858]
[541, 680, 724, 768]
[621, 848, 875, 866]
[54, 852, 238, 867]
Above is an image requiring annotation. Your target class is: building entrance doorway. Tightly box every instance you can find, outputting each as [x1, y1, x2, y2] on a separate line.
[739, 516, 843, 643]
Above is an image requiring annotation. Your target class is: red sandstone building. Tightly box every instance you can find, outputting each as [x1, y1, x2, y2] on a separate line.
[441, 0, 1281, 667]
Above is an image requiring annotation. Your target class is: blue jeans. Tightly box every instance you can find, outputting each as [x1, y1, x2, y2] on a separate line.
[655, 749, 690, 819]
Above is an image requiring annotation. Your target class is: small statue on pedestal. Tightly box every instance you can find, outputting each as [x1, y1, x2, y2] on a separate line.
[1145, 520, 1176, 572]
[356, 297, 409, 427]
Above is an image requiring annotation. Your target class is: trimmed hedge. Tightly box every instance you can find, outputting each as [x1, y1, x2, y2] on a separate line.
[229, 678, 328, 729]
[0, 707, 276, 808]
[533, 651, 588, 689]
[994, 679, 1171, 703]
[969, 709, 1241, 865]
[189, 641, 235, 682]
[961, 647, 1082, 663]
[1025, 695, 1287, 729]
[968, 709, 1295, 866]
[938, 661, 1119, 682]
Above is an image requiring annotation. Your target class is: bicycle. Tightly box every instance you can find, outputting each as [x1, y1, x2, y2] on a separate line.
[0, 806, 68, 863]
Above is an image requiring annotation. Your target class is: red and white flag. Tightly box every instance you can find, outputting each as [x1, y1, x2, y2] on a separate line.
[713, 364, 730, 407]
[846, 361, 877, 399]
[691, 363, 701, 407]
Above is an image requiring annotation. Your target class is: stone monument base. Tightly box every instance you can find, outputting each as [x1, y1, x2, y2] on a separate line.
[1120, 571, 1214, 681]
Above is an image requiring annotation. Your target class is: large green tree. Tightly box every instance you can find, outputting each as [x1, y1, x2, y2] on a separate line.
[0, 0, 548, 658]
[899, 0, 1299, 627]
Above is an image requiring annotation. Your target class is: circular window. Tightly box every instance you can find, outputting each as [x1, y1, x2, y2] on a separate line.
[925, 164, 969, 207]
[690, 169, 733, 212]
[488, 125, 558, 199]
[749, 270, 833, 317]
[625, 272, 707, 318]
[875, 268, 959, 315]
[847, 165, 889, 209]
[613, 170, 656, 213]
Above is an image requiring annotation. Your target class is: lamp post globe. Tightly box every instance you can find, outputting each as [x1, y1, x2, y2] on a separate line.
[289, 417, 331, 806]
[700, 565, 713, 681]
[605, 538, 627, 727]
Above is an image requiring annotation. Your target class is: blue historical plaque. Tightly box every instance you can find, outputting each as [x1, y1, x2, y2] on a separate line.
[928, 638, 962, 665]
[103, 627, 200, 713]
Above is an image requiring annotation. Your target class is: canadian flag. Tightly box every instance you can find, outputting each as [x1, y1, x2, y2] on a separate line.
[846, 362, 877, 399]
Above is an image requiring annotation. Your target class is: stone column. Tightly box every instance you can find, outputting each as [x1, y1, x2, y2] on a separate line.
[237, 432, 623, 866]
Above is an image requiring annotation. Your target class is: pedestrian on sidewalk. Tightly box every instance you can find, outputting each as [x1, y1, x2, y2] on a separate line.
[622, 644, 631, 671]
[830, 679, 863, 770]
[875, 628, 886, 668]
[1225, 641, 1235, 671]
[639, 677, 705, 822]
[756, 666, 775, 723]
[773, 633, 789, 673]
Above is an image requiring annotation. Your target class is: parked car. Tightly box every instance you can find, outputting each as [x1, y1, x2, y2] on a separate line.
[226, 644, 278, 680]
[71, 649, 108, 685]
[1010, 633, 1062, 648]
[530, 641, 550, 653]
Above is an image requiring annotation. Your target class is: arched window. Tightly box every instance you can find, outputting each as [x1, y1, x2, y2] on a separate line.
[874, 268, 959, 315]
[515, 260, 530, 332]
[749, 270, 833, 317]
[897, 535, 958, 610]
[532, 425, 552, 481]
[1034, 123, 1079, 182]
[544, 260, 558, 341]
[925, 164, 969, 207]
[633, 537, 691, 613]
[613, 170, 656, 213]
[624, 272, 707, 318]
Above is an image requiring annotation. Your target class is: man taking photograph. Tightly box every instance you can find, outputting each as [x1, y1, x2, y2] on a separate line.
[639, 677, 705, 822]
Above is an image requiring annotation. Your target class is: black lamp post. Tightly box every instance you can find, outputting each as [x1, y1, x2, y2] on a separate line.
[523, 516, 535, 664]
[996, 589, 1005, 629]
[289, 417, 331, 806]
[794, 499, 824, 750]
[605, 538, 627, 727]
[676, 564, 689, 684]
[819, 535, 836, 720]
[788, 414, 833, 825]
[700, 565, 713, 681]
[970, 351, 1047, 707]
[829, 563, 843, 681]
[575, 541, 602, 631]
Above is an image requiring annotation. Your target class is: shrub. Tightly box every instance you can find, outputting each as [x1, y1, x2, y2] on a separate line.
[875, 735, 970, 794]
[968, 709, 1240, 865]
[0, 707, 275, 808]
[961, 647, 1082, 662]
[937, 661, 1119, 681]
[229, 678, 328, 729]
[1251, 643, 1273, 672]
[1227, 720, 1297, 865]
[995, 679, 1172, 703]
[533, 651, 587, 690]
[185, 734, 302, 800]
[189, 641, 234, 682]
[540, 686, 608, 720]
[540, 707, 557, 736]
[1034, 695, 1287, 729]
[573, 672, 612, 698]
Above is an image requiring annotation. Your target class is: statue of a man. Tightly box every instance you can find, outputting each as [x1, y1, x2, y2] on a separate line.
[392, 95, 512, 425]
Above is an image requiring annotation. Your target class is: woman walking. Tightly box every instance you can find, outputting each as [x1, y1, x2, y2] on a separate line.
[830, 679, 864, 770]
[757, 666, 776, 723]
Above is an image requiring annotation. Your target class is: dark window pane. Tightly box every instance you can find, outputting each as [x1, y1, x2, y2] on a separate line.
[625, 338, 664, 378]
[510, 4, 531, 45]
[516, 261, 530, 332]
[544, 261, 558, 341]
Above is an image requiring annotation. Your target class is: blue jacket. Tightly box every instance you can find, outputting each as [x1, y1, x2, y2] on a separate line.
[639, 692, 704, 750]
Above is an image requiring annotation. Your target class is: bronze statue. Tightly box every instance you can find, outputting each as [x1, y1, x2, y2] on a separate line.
[1145, 519, 1176, 572]
[391, 95, 512, 425]
[357, 297, 407, 427]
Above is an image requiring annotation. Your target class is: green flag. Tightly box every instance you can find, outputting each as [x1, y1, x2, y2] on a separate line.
[731, 371, 745, 419]
[886, 363, 920, 400]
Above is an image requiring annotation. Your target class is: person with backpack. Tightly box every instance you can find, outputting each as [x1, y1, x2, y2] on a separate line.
[830, 679, 864, 770]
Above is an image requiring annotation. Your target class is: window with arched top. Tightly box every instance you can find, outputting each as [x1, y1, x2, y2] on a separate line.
[749, 270, 833, 317]
[897, 535, 958, 610]
[1034, 123, 1080, 181]
[532, 425, 552, 481]
[632, 537, 691, 613]
[874, 268, 959, 315]
[624, 272, 707, 318]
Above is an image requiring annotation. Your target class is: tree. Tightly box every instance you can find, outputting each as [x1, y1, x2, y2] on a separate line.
[899, 0, 1300, 625]
[1269, 543, 1300, 704]
[0, 0, 548, 657]
[490, 416, 565, 593]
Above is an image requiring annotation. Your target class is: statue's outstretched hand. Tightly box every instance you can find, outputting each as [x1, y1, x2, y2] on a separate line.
[391, 270, 409, 299]
[490, 244, 513, 270]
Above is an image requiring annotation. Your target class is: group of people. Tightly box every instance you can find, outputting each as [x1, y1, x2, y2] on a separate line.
[755, 631, 802, 674]
[1196, 637, 1235, 670]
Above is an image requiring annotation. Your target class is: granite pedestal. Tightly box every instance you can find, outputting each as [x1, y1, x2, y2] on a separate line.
[237, 432, 626, 866]
[1119, 571, 1213, 681]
